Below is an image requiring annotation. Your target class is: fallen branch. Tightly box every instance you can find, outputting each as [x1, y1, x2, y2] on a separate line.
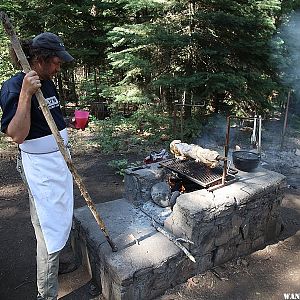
[0, 11, 117, 252]
[152, 220, 196, 263]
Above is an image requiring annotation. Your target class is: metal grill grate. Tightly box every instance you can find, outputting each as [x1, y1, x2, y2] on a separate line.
[160, 158, 235, 188]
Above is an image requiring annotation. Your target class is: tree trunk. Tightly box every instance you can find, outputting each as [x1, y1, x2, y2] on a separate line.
[70, 71, 78, 105]
[94, 67, 100, 101]
[183, 90, 192, 119]
[56, 73, 66, 115]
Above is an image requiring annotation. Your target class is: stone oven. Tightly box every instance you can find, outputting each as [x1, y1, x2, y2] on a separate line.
[124, 160, 285, 255]
[73, 153, 286, 300]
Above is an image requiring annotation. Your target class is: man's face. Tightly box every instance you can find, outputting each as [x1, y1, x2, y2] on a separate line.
[36, 57, 63, 80]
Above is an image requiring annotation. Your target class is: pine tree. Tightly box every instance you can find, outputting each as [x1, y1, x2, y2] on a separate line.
[106, 0, 284, 116]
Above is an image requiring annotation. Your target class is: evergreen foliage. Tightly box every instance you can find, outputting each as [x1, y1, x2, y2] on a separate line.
[0, 26, 14, 83]
[106, 0, 286, 116]
[1, 0, 300, 145]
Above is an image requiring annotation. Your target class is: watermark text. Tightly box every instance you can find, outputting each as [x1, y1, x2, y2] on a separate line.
[284, 293, 300, 300]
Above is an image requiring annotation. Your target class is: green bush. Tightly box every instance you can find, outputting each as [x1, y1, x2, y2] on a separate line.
[107, 159, 140, 177]
[94, 104, 176, 154]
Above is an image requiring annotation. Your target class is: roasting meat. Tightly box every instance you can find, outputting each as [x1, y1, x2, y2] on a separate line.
[170, 140, 224, 168]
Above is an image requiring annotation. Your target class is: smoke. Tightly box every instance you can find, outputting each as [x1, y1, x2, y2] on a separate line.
[195, 114, 227, 148]
[197, 12, 300, 150]
[273, 10, 300, 95]
[195, 114, 253, 152]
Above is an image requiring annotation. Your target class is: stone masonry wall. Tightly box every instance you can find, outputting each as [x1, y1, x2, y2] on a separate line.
[124, 164, 286, 270]
[164, 169, 286, 268]
[73, 166, 286, 300]
[124, 163, 166, 206]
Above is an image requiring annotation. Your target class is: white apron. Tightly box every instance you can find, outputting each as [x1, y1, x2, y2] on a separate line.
[20, 129, 73, 254]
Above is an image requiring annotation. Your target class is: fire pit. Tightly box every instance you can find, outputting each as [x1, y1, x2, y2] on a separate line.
[72, 115, 286, 300]
[159, 158, 236, 190]
[73, 160, 286, 300]
[71, 110, 289, 300]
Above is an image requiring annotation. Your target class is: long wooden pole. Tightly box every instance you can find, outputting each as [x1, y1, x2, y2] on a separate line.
[0, 11, 117, 252]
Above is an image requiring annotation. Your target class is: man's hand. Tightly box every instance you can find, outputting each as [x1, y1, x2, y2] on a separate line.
[22, 71, 41, 97]
[6, 71, 40, 144]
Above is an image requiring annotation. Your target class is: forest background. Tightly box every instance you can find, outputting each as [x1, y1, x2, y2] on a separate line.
[1, 0, 300, 158]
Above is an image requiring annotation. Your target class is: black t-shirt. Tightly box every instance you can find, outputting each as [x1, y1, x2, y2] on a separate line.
[0, 72, 66, 140]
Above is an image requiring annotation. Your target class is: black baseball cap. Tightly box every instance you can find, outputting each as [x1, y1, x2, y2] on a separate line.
[32, 32, 74, 62]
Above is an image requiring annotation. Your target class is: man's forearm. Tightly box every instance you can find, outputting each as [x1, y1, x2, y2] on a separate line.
[6, 91, 31, 144]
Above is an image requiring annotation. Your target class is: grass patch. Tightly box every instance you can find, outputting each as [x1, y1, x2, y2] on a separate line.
[107, 159, 140, 177]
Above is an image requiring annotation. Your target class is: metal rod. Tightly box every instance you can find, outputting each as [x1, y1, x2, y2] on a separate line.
[180, 93, 185, 141]
[173, 105, 177, 137]
[152, 220, 196, 263]
[222, 116, 231, 185]
[258, 115, 262, 156]
[281, 90, 291, 149]
[228, 115, 264, 121]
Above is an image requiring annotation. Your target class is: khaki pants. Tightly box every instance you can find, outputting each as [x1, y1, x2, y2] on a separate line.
[17, 154, 60, 300]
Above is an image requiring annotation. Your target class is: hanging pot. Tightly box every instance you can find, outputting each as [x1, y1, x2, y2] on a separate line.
[232, 150, 260, 172]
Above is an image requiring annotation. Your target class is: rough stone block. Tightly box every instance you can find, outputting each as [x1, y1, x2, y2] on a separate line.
[252, 236, 266, 251]
[215, 224, 235, 246]
[124, 163, 166, 206]
[265, 216, 282, 241]
[191, 228, 216, 256]
[213, 244, 237, 266]
[236, 241, 252, 257]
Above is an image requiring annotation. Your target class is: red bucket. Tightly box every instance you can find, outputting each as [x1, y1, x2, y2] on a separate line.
[74, 110, 89, 129]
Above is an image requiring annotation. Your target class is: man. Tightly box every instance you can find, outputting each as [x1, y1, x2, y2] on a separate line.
[0, 32, 75, 300]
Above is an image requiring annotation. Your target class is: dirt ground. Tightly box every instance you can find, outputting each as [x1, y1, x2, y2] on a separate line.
[0, 119, 300, 300]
